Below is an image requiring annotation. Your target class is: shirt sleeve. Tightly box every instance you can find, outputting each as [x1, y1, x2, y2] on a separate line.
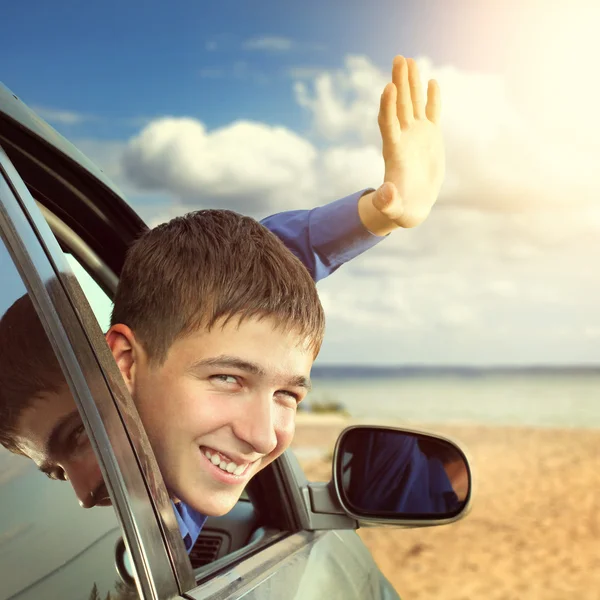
[260, 189, 386, 283]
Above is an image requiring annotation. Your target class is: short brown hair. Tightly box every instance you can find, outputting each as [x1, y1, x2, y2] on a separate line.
[0, 294, 66, 454]
[111, 209, 325, 363]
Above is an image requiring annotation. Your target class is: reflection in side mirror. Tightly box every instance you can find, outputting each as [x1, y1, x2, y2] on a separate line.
[334, 426, 471, 521]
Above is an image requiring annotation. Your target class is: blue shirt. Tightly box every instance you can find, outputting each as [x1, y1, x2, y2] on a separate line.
[173, 500, 208, 553]
[343, 432, 460, 515]
[173, 188, 385, 553]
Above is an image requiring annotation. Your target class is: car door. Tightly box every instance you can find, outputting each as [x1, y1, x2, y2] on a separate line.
[0, 86, 401, 600]
[0, 146, 198, 599]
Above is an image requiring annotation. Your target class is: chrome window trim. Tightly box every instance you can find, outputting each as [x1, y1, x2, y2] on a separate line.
[186, 531, 326, 600]
[0, 145, 194, 598]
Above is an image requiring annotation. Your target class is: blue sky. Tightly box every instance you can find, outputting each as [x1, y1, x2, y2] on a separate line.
[2, 1, 600, 366]
[1, 0, 512, 136]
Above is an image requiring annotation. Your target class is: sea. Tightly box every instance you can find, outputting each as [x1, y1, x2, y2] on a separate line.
[306, 368, 600, 429]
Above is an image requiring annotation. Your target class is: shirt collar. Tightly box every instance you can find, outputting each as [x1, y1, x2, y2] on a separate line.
[172, 500, 208, 552]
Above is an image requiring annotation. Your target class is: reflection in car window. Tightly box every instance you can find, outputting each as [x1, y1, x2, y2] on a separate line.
[0, 239, 138, 599]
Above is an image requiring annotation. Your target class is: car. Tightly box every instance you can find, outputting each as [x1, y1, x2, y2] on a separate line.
[0, 83, 472, 600]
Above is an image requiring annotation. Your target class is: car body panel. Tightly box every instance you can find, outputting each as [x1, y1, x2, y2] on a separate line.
[188, 531, 400, 600]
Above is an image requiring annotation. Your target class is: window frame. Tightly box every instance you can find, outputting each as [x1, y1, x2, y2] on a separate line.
[0, 144, 195, 599]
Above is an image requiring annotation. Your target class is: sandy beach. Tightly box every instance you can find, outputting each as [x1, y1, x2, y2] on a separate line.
[292, 414, 600, 599]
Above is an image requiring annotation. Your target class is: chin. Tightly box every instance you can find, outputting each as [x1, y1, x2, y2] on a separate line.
[175, 485, 240, 517]
[197, 496, 239, 517]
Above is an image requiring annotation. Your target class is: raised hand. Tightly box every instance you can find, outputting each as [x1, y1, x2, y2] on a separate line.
[358, 56, 445, 234]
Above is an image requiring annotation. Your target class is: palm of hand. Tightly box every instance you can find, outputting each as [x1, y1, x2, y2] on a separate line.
[385, 122, 445, 229]
[378, 56, 445, 229]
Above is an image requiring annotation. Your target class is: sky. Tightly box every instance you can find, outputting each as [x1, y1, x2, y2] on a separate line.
[2, 0, 600, 366]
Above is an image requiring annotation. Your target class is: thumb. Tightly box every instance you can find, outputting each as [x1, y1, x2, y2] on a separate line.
[372, 182, 404, 221]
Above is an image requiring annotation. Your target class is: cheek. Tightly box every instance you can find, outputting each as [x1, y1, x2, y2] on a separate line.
[273, 409, 297, 454]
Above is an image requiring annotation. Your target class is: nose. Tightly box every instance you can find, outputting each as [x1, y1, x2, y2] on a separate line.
[232, 392, 278, 456]
[63, 457, 105, 509]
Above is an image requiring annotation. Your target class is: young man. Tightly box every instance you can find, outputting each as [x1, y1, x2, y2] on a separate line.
[0, 55, 444, 551]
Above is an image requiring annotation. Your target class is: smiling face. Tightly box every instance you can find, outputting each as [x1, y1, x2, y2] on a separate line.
[113, 315, 314, 516]
[10, 315, 314, 517]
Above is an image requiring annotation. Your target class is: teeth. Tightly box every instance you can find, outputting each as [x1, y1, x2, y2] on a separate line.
[203, 447, 249, 476]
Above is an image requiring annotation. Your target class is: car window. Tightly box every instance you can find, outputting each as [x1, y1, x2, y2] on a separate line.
[64, 253, 113, 332]
[0, 235, 140, 600]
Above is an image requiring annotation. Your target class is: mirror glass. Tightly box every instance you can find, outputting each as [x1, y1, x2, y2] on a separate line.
[336, 427, 470, 519]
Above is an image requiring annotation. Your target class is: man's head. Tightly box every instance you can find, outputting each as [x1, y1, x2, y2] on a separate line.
[107, 209, 324, 514]
[0, 210, 324, 516]
[0, 294, 109, 508]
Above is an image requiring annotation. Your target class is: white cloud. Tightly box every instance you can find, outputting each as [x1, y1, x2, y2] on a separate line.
[243, 37, 325, 53]
[244, 36, 294, 52]
[317, 145, 383, 199]
[73, 138, 127, 182]
[287, 66, 327, 80]
[294, 55, 600, 213]
[122, 117, 318, 213]
[294, 55, 387, 144]
[31, 106, 96, 125]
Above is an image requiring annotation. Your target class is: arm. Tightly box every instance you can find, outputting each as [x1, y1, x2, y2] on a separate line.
[260, 189, 386, 282]
[261, 55, 445, 283]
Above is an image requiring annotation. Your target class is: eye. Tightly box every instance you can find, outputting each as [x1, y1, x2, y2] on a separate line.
[276, 390, 301, 405]
[211, 374, 240, 387]
[69, 424, 88, 450]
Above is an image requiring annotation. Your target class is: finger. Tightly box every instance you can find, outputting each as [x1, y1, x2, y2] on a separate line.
[392, 55, 413, 128]
[378, 82, 401, 153]
[372, 182, 404, 222]
[426, 79, 441, 124]
[407, 58, 425, 119]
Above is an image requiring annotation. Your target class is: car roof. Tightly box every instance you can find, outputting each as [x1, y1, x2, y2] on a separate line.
[0, 82, 147, 283]
[0, 82, 127, 201]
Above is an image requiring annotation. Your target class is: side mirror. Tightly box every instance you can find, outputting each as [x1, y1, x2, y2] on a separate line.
[333, 425, 472, 523]
[304, 425, 472, 528]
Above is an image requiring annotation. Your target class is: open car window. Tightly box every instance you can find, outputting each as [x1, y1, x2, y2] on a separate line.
[0, 141, 195, 598]
[0, 228, 140, 600]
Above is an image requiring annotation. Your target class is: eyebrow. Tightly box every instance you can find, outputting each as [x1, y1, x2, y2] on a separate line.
[38, 409, 82, 476]
[189, 354, 312, 391]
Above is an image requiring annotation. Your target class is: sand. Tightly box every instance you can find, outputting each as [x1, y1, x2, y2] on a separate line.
[292, 415, 600, 599]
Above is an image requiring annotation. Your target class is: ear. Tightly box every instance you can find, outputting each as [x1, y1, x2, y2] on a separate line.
[105, 324, 145, 394]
